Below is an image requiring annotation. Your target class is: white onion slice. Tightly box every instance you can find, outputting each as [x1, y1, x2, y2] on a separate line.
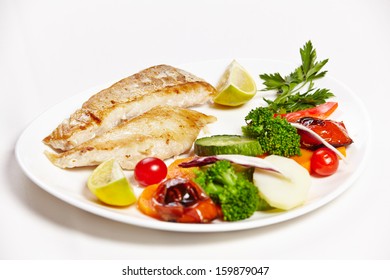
[215, 154, 286, 174]
[179, 154, 290, 178]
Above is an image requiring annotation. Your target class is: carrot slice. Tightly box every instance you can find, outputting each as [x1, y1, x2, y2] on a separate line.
[290, 149, 313, 172]
[291, 147, 347, 173]
[167, 157, 198, 180]
[137, 183, 159, 219]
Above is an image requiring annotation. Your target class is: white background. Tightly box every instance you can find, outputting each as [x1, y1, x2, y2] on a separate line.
[1, 0, 389, 260]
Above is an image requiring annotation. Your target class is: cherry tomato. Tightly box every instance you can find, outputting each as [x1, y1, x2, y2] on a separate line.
[310, 147, 339, 176]
[134, 157, 168, 186]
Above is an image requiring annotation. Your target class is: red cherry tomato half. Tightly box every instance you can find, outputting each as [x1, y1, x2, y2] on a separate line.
[134, 157, 168, 186]
[310, 147, 339, 176]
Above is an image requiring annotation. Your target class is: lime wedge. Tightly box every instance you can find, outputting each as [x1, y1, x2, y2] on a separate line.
[213, 60, 257, 106]
[87, 159, 136, 206]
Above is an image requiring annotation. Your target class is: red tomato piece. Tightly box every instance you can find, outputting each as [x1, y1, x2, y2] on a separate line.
[134, 157, 168, 187]
[277, 102, 338, 122]
[310, 147, 339, 176]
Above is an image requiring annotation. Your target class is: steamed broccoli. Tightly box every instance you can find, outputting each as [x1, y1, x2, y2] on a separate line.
[194, 160, 259, 221]
[242, 107, 301, 157]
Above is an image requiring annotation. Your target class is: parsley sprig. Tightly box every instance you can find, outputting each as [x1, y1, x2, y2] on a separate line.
[260, 41, 334, 114]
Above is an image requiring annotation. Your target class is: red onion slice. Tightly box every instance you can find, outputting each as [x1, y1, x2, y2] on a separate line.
[179, 154, 289, 177]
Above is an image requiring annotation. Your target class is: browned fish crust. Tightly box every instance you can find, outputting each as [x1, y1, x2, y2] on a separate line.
[43, 64, 216, 151]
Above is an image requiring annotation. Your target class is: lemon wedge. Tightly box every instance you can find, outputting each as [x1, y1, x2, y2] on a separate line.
[213, 60, 257, 106]
[87, 159, 136, 206]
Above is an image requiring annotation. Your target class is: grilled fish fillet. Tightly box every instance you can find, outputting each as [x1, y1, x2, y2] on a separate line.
[45, 106, 216, 170]
[43, 64, 216, 151]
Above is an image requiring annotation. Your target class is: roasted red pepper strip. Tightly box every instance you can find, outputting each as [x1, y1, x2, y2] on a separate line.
[276, 102, 338, 122]
[296, 117, 353, 149]
[138, 178, 219, 223]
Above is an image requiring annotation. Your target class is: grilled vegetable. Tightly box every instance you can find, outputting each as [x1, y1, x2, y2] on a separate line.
[137, 178, 219, 223]
[296, 117, 353, 149]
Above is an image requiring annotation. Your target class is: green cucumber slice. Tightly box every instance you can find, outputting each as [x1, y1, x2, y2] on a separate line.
[194, 135, 262, 156]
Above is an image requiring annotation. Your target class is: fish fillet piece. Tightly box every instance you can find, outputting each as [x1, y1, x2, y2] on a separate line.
[43, 64, 216, 151]
[45, 106, 217, 170]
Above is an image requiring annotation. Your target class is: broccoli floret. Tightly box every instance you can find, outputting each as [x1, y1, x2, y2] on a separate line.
[194, 160, 259, 221]
[242, 107, 301, 157]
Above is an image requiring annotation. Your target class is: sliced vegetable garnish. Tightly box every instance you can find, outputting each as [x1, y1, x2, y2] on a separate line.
[179, 154, 289, 178]
[277, 102, 338, 122]
[178, 156, 220, 168]
[167, 157, 198, 180]
[194, 135, 262, 156]
[291, 122, 347, 161]
[253, 155, 311, 210]
[139, 178, 219, 223]
[296, 117, 353, 149]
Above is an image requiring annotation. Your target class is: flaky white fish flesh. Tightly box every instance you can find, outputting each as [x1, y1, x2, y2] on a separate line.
[43, 65, 216, 151]
[45, 106, 216, 170]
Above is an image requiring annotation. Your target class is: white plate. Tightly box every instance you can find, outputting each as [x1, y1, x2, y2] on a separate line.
[15, 59, 371, 232]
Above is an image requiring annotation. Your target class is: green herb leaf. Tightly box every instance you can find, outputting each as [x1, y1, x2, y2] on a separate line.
[264, 88, 334, 113]
[259, 73, 286, 91]
[259, 40, 334, 114]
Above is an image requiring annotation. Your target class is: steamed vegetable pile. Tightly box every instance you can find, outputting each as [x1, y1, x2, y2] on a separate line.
[87, 41, 355, 223]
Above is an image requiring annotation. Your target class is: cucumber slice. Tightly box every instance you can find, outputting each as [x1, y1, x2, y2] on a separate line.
[194, 135, 262, 156]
